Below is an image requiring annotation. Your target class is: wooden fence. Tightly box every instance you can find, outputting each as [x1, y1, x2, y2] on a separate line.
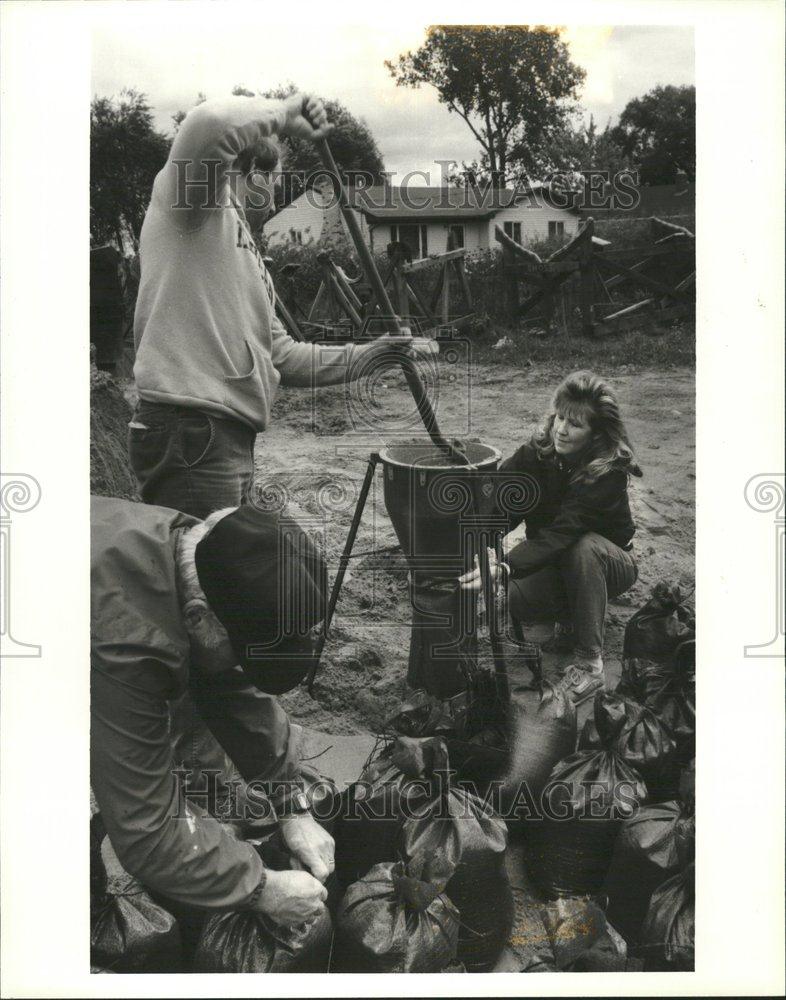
[496, 215, 695, 337]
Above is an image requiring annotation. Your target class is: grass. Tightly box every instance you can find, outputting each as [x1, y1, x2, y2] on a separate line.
[464, 318, 695, 370]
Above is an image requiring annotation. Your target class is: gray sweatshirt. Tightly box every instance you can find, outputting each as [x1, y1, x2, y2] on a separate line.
[133, 98, 356, 430]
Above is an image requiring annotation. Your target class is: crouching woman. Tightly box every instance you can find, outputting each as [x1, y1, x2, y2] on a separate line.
[461, 371, 641, 704]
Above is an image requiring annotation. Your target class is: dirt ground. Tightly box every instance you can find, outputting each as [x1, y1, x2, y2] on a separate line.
[263, 354, 695, 736]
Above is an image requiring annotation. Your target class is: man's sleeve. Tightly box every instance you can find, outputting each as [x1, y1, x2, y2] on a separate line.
[507, 472, 625, 576]
[270, 313, 358, 387]
[189, 664, 300, 786]
[158, 97, 285, 230]
[91, 663, 267, 910]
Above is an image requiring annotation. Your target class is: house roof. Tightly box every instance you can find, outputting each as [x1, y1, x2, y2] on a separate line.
[348, 184, 580, 221]
[579, 182, 695, 220]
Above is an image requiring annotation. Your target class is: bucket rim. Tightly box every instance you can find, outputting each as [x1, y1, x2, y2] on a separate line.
[378, 442, 501, 471]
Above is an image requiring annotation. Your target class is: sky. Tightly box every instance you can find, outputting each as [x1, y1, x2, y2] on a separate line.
[91, 10, 694, 181]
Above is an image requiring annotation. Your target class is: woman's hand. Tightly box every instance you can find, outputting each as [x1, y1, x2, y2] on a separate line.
[458, 548, 510, 592]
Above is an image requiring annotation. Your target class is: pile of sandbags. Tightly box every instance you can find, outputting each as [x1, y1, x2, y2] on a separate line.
[334, 736, 514, 971]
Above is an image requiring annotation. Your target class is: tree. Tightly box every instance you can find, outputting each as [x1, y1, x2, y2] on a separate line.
[611, 85, 695, 185]
[536, 114, 632, 197]
[91, 89, 170, 250]
[260, 83, 385, 204]
[386, 25, 585, 187]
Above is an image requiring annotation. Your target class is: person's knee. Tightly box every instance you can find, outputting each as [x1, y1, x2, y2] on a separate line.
[561, 532, 606, 571]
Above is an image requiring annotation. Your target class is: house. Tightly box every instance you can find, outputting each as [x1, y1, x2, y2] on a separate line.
[262, 183, 582, 257]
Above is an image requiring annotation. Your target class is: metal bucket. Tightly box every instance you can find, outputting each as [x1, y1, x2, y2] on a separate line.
[378, 441, 501, 575]
[379, 442, 501, 698]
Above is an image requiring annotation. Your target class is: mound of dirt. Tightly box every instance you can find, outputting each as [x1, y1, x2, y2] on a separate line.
[90, 363, 138, 501]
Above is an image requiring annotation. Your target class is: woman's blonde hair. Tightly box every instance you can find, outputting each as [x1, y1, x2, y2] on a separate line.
[532, 370, 642, 484]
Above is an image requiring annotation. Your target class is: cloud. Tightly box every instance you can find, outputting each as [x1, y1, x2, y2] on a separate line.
[91, 15, 694, 178]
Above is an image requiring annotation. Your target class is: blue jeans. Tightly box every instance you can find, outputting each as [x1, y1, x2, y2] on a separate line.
[508, 532, 638, 659]
[127, 401, 256, 519]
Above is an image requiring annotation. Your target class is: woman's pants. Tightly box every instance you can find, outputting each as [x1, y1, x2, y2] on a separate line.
[128, 400, 256, 519]
[507, 532, 638, 659]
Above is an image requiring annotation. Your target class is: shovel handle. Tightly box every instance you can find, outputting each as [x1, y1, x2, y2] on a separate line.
[315, 138, 468, 465]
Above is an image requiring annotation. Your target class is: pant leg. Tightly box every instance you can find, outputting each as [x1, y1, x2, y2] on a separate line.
[128, 401, 256, 519]
[559, 532, 638, 659]
[508, 563, 570, 626]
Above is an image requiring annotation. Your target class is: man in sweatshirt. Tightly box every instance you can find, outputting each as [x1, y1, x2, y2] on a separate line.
[130, 91, 433, 519]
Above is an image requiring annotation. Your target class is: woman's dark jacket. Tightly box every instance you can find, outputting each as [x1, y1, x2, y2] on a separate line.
[493, 441, 637, 577]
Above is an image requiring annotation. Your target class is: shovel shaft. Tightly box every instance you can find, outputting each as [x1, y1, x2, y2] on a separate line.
[315, 138, 468, 465]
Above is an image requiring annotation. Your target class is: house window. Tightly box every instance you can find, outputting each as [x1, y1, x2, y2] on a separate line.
[391, 224, 428, 259]
[548, 221, 565, 238]
[289, 228, 303, 244]
[447, 224, 465, 250]
[503, 221, 522, 244]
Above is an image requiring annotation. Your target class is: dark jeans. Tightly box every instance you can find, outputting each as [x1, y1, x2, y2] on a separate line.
[128, 401, 256, 519]
[508, 532, 638, 659]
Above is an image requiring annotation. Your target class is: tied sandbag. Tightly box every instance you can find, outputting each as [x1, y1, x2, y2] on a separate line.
[578, 692, 679, 802]
[603, 796, 695, 946]
[194, 905, 333, 973]
[502, 682, 577, 821]
[399, 756, 513, 972]
[407, 576, 479, 699]
[638, 862, 695, 970]
[527, 694, 648, 900]
[617, 652, 695, 766]
[622, 581, 695, 664]
[335, 858, 459, 972]
[334, 737, 441, 887]
[541, 897, 628, 972]
[91, 837, 182, 973]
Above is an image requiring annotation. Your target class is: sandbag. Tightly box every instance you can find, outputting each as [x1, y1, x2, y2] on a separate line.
[617, 655, 695, 766]
[335, 737, 513, 971]
[90, 837, 182, 973]
[622, 581, 695, 664]
[541, 897, 627, 972]
[578, 692, 679, 801]
[194, 904, 333, 973]
[407, 576, 479, 698]
[603, 797, 695, 945]
[334, 858, 459, 972]
[502, 682, 577, 820]
[527, 695, 648, 900]
[334, 738, 438, 887]
[638, 862, 695, 970]
[399, 768, 513, 971]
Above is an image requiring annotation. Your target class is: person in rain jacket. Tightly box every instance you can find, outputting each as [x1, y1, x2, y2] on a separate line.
[91, 495, 334, 926]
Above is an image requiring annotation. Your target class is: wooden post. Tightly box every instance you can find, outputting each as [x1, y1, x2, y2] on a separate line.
[578, 217, 595, 337]
[441, 258, 451, 327]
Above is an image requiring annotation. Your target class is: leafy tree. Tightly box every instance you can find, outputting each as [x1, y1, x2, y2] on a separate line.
[386, 25, 585, 187]
[90, 89, 170, 249]
[611, 85, 695, 184]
